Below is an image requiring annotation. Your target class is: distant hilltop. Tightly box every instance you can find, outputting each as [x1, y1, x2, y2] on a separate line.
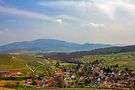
[0, 39, 112, 53]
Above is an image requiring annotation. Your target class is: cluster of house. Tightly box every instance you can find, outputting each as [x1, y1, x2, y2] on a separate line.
[0, 71, 23, 77]
[2, 60, 135, 89]
[25, 69, 67, 88]
[61, 60, 135, 89]
[24, 60, 135, 89]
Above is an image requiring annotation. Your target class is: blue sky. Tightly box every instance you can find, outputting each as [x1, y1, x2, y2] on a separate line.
[0, 0, 135, 45]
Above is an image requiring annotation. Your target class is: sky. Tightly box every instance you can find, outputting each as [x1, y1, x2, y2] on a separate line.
[0, 0, 135, 46]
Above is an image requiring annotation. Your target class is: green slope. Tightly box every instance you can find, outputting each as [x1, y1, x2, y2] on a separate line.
[0, 53, 60, 77]
[80, 51, 135, 69]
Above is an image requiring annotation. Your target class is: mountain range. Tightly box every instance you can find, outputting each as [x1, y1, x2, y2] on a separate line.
[0, 39, 112, 52]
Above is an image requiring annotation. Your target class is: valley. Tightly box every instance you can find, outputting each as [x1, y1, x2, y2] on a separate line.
[1, 48, 135, 89]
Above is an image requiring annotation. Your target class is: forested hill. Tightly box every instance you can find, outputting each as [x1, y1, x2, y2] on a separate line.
[0, 39, 111, 52]
[41, 45, 135, 62]
[88, 45, 135, 55]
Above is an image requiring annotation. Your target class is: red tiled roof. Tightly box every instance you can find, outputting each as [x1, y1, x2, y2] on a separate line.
[0, 71, 22, 76]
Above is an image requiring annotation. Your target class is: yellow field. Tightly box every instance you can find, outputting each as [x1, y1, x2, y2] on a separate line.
[0, 87, 14, 90]
[0, 80, 25, 87]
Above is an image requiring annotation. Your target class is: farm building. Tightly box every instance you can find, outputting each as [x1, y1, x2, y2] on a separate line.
[0, 71, 23, 77]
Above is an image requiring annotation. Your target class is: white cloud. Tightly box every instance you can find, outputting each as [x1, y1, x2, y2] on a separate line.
[1, 0, 135, 45]
[94, 0, 135, 20]
[55, 14, 81, 22]
[85, 22, 105, 28]
[0, 6, 54, 21]
[55, 18, 68, 25]
[38, 0, 93, 11]
[0, 6, 81, 24]
[38, 0, 135, 20]
[56, 19, 63, 24]
[38, 1, 86, 9]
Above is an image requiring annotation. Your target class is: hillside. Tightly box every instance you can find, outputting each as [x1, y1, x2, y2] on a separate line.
[41, 45, 135, 62]
[0, 53, 71, 76]
[0, 53, 52, 76]
[0, 53, 28, 74]
[80, 51, 135, 69]
[0, 39, 111, 52]
[86, 45, 135, 55]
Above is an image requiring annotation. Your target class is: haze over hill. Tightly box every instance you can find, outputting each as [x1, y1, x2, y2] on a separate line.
[0, 39, 112, 52]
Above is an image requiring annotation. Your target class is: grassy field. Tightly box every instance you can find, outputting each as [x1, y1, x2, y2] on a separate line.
[0, 53, 63, 77]
[80, 51, 135, 69]
[0, 54, 28, 72]
[0, 53, 47, 76]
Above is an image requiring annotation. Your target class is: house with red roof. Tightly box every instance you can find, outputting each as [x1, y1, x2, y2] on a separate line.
[0, 71, 23, 77]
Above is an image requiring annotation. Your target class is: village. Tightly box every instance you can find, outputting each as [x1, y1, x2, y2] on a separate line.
[1, 59, 135, 90]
